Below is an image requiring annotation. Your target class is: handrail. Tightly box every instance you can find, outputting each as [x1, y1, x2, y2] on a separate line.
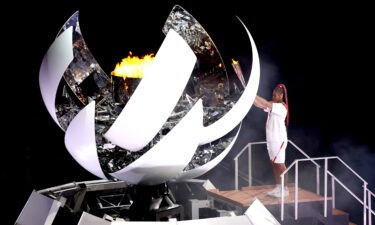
[234, 140, 320, 168]
[234, 140, 320, 190]
[280, 157, 333, 221]
[368, 191, 375, 213]
[336, 157, 368, 184]
[280, 156, 372, 225]
[329, 172, 375, 224]
[234, 140, 373, 225]
[234, 141, 266, 189]
[327, 171, 375, 220]
[368, 190, 374, 225]
[328, 171, 364, 204]
[234, 142, 266, 160]
[282, 156, 338, 175]
[288, 140, 321, 168]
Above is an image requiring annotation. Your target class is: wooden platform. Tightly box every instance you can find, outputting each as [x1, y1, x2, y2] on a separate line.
[207, 184, 332, 208]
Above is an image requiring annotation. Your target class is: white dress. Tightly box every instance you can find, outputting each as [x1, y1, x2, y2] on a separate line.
[264, 103, 288, 163]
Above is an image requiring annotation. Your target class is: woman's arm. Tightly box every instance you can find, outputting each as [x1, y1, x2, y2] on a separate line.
[254, 96, 273, 109]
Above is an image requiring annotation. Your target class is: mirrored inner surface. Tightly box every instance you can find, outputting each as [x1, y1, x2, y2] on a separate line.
[54, 7, 247, 174]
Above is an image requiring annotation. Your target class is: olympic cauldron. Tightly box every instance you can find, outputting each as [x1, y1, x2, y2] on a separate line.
[39, 5, 260, 186]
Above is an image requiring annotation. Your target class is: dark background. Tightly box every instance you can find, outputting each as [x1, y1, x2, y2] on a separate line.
[2, 1, 374, 224]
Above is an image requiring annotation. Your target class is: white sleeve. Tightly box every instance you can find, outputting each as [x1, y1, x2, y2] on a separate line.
[271, 103, 287, 117]
[264, 108, 270, 113]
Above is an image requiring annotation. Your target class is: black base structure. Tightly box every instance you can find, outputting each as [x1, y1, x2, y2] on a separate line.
[23, 180, 184, 223]
[16, 179, 358, 225]
[19, 179, 338, 225]
[126, 183, 183, 221]
[15, 179, 224, 224]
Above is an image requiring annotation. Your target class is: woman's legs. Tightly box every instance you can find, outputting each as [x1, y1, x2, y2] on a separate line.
[271, 161, 288, 185]
[267, 141, 288, 197]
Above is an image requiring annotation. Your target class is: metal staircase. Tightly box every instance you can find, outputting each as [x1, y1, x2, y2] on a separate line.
[234, 140, 375, 225]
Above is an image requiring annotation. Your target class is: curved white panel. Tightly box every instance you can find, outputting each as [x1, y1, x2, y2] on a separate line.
[175, 123, 241, 180]
[199, 18, 260, 144]
[110, 100, 203, 185]
[104, 29, 197, 152]
[39, 27, 74, 129]
[64, 101, 106, 179]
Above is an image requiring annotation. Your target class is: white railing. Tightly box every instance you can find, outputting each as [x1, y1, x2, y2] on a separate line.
[234, 141, 265, 189]
[233, 140, 320, 194]
[280, 156, 373, 225]
[234, 140, 374, 225]
[368, 190, 375, 225]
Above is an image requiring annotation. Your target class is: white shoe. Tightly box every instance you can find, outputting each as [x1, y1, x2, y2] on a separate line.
[267, 184, 281, 196]
[268, 185, 289, 198]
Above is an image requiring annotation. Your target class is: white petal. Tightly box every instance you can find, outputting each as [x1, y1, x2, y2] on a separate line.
[104, 29, 197, 152]
[39, 27, 73, 129]
[199, 18, 260, 144]
[64, 101, 106, 179]
[110, 100, 203, 185]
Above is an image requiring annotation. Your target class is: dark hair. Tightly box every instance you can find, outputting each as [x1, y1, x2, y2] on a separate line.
[274, 84, 289, 126]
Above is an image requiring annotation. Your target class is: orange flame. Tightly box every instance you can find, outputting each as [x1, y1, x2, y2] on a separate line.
[231, 58, 239, 65]
[111, 52, 155, 79]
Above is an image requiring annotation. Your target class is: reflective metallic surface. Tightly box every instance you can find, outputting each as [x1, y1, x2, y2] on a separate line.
[110, 100, 203, 185]
[53, 12, 134, 173]
[162, 5, 232, 126]
[40, 6, 260, 184]
[104, 29, 197, 152]
[55, 12, 114, 131]
[161, 5, 246, 172]
[183, 125, 238, 171]
[199, 17, 260, 145]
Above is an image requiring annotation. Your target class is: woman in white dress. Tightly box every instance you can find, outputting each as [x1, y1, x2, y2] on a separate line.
[254, 84, 290, 198]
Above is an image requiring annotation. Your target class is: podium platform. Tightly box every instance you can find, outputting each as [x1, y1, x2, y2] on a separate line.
[207, 184, 331, 208]
[207, 184, 357, 225]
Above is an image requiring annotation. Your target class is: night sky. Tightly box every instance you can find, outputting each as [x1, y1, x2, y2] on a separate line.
[3, 1, 374, 224]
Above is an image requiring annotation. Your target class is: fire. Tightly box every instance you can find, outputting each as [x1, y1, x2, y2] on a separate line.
[111, 52, 155, 79]
[231, 59, 239, 65]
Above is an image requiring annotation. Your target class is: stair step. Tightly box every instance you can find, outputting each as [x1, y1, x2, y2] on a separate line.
[332, 208, 349, 216]
[333, 208, 357, 225]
